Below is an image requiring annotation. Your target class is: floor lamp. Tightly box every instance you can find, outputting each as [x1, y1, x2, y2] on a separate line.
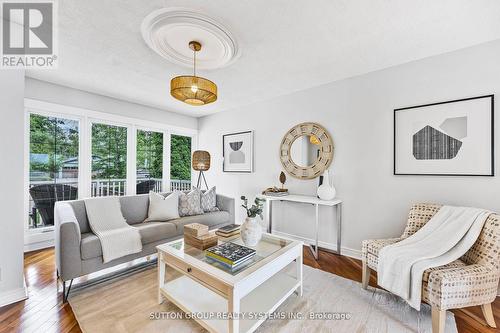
[192, 150, 210, 190]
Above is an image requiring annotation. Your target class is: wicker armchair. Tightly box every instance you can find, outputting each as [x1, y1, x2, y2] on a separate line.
[361, 204, 499, 333]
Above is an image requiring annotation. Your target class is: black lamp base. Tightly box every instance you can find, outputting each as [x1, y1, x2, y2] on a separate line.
[196, 170, 209, 190]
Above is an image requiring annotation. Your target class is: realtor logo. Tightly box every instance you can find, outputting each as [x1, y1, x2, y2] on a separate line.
[1, 1, 57, 68]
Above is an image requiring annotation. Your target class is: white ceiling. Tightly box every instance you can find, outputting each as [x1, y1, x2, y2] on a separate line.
[27, 0, 500, 117]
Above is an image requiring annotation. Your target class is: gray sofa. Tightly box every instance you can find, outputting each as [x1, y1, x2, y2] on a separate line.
[54, 192, 234, 300]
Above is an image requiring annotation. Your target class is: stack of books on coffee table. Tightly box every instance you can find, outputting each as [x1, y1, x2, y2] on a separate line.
[215, 224, 241, 238]
[205, 242, 256, 270]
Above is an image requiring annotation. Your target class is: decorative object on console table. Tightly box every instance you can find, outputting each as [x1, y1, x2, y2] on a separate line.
[279, 171, 287, 189]
[261, 171, 289, 197]
[192, 150, 210, 190]
[394, 95, 494, 176]
[317, 174, 323, 196]
[240, 196, 264, 246]
[222, 131, 254, 172]
[262, 186, 289, 197]
[317, 169, 336, 200]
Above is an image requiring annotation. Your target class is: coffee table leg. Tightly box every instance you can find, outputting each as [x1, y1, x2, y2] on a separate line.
[158, 252, 166, 304]
[228, 289, 240, 333]
[296, 253, 303, 297]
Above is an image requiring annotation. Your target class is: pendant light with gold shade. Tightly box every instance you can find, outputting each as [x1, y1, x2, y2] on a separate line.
[170, 41, 218, 106]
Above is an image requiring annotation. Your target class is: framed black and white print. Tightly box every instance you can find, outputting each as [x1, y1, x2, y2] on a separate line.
[223, 131, 254, 172]
[394, 95, 494, 176]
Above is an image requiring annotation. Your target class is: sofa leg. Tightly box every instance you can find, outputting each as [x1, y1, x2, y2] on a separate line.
[481, 303, 497, 328]
[431, 306, 446, 333]
[361, 260, 370, 289]
[62, 279, 74, 303]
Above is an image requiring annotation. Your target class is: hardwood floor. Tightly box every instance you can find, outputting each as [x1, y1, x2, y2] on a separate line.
[0, 247, 497, 332]
[0, 249, 80, 333]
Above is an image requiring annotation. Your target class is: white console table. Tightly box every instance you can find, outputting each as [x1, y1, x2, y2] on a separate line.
[258, 194, 342, 259]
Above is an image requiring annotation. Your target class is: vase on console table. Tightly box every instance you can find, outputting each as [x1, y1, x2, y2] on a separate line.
[317, 170, 336, 200]
[240, 217, 262, 246]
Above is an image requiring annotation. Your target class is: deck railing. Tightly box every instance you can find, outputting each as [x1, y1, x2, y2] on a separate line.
[90, 178, 192, 195]
[169, 179, 192, 191]
[28, 178, 191, 228]
[30, 178, 192, 196]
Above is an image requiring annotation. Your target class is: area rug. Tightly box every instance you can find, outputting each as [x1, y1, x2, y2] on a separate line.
[69, 265, 457, 333]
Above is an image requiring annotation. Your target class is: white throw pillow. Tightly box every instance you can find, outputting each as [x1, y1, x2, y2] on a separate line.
[144, 191, 180, 222]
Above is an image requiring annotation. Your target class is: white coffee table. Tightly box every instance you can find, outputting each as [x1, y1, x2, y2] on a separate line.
[157, 233, 303, 333]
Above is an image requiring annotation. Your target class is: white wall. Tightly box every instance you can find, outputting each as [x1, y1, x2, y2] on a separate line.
[198, 39, 500, 255]
[25, 78, 197, 130]
[0, 70, 27, 306]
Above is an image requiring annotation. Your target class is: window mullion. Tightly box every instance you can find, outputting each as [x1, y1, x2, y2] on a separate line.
[127, 125, 136, 195]
[163, 132, 171, 193]
[79, 116, 90, 198]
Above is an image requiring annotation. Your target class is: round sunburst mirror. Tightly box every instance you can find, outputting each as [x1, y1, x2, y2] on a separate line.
[279, 122, 334, 179]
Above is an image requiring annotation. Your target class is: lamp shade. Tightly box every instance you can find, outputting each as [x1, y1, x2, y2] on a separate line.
[171, 76, 217, 106]
[192, 150, 211, 171]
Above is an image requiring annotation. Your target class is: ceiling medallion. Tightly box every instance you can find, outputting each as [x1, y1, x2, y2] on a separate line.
[141, 8, 240, 70]
[170, 41, 217, 106]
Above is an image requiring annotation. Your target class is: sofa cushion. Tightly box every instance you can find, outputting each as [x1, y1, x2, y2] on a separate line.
[172, 211, 231, 235]
[136, 221, 177, 244]
[119, 194, 149, 224]
[80, 222, 176, 260]
[81, 233, 101, 260]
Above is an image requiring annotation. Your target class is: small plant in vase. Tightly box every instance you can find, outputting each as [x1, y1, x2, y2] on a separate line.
[240, 196, 265, 246]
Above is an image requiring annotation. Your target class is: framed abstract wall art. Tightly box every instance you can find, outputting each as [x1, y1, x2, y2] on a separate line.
[394, 95, 494, 176]
[223, 131, 254, 172]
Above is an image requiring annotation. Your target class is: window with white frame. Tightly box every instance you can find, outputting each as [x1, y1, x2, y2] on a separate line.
[25, 99, 197, 244]
[28, 114, 79, 229]
[170, 134, 192, 191]
[91, 123, 128, 197]
[136, 129, 163, 193]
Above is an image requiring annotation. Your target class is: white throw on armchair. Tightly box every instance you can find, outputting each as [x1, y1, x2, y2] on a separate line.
[361, 203, 499, 333]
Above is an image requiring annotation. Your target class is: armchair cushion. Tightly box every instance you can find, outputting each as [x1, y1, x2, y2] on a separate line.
[423, 264, 499, 309]
[421, 259, 466, 282]
[362, 238, 401, 257]
[362, 238, 402, 270]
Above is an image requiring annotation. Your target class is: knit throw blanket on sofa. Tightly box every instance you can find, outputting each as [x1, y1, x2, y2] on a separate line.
[378, 206, 490, 310]
[84, 197, 143, 263]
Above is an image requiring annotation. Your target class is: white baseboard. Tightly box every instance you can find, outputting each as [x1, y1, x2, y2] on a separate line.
[0, 279, 28, 308]
[271, 230, 361, 260]
[24, 239, 54, 252]
[24, 229, 54, 252]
